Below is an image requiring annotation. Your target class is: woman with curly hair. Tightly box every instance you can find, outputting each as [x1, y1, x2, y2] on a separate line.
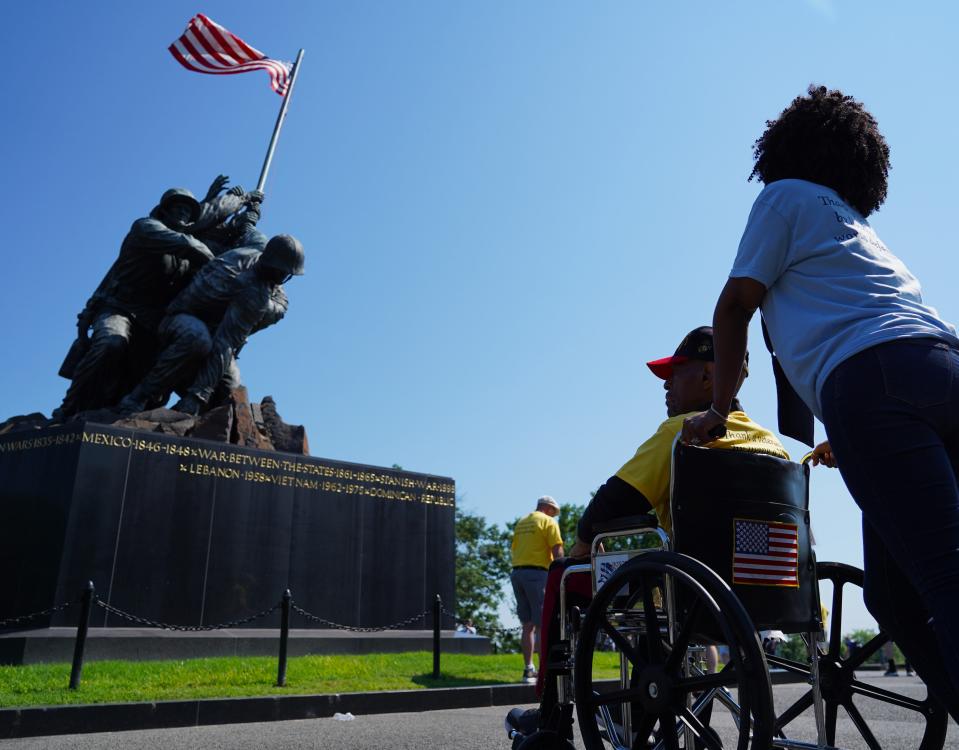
[684, 85, 959, 719]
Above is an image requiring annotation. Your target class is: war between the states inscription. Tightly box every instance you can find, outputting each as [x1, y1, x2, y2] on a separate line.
[0, 423, 455, 635]
[72, 429, 454, 504]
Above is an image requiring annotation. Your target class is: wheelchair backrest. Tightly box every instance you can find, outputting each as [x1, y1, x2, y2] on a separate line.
[670, 441, 821, 634]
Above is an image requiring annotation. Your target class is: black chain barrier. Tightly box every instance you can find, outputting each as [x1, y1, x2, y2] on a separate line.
[0, 597, 77, 628]
[12, 585, 463, 691]
[439, 602, 519, 634]
[487, 625, 523, 637]
[94, 598, 281, 631]
[290, 603, 434, 632]
[2, 596, 504, 636]
[438, 603, 459, 627]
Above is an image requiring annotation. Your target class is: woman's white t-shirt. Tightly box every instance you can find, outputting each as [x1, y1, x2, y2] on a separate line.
[730, 179, 958, 419]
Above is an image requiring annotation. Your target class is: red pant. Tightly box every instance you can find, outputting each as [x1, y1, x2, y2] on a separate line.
[537, 558, 593, 698]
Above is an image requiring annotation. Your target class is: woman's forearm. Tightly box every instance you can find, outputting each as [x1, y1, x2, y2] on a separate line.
[712, 278, 764, 413]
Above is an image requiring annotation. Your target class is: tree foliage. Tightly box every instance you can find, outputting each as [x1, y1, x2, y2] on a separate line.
[776, 628, 902, 666]
[552, 495, 663, 552]
[454, 505, 515, 651]
[557, 502, 586, 550]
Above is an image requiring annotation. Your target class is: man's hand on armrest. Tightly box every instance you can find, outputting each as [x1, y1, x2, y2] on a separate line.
[568, 538, 590, 559]
[569, 537, 604, 559]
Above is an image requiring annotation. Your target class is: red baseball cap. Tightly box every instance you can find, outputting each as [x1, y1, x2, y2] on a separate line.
[646, 327, 715, 380]
[647, 326, 749, 380]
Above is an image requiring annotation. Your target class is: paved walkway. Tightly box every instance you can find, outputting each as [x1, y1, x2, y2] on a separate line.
[1, 675, 956, 749]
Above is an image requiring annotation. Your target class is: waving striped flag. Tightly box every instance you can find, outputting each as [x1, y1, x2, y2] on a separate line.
[169, 14, 292, 96]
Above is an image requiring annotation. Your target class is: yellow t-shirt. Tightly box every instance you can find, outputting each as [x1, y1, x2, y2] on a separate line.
[615, 410, 788, 536]
[511, 510, 563, 569]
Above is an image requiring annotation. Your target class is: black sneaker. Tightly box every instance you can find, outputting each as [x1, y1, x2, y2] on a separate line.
[522, 666, 538, 683]
[505, 707, 541, 739]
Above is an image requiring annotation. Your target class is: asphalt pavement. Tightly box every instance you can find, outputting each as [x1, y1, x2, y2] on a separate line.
[1, 675, 957, 749]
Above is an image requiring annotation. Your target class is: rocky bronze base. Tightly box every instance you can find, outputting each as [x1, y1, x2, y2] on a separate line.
[0, 388, 308, 455]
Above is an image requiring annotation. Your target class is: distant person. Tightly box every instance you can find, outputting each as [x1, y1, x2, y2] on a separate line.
[882, 641, 899, 676]
[683, 84, 959, 721]
[762, 629, 787, 657]
[844, 637, 861, 661]
[510, 495, 564, 682]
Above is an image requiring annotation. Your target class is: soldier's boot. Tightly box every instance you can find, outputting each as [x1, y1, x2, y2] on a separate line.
[171, 394, 204, 416]
[117, 385, 151, 415]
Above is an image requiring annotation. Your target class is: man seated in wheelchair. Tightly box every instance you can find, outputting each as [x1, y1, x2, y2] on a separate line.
[506, 325, 788, 738]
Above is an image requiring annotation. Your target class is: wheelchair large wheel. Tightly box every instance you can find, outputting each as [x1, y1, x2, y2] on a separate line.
[574, 551, 773, 750]
[770, 561, 948, 750]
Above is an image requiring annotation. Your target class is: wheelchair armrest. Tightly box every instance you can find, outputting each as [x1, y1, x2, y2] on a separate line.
[591, 513, 659, 535]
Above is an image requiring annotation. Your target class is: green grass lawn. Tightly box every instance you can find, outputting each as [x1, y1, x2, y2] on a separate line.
[0, 652, 622, 708]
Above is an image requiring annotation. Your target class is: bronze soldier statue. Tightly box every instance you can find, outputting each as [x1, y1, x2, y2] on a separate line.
[53, 188, 213, 420]
[193, 174, 267, 256]
[117, 234, 304, 416]
[54, 178, 265, 420]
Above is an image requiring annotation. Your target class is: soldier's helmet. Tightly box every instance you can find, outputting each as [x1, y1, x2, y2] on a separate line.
[260, 234, 305, 277]
[159, 188, 201, 222]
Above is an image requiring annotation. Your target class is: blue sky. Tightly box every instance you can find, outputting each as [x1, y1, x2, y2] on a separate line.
[3, 2, 958, 631]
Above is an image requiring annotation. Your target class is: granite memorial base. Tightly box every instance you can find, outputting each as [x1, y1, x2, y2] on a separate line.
[0, 422, 456, 666]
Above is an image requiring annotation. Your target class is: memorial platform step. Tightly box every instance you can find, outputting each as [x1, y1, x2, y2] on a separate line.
[0, 627, 489, 665]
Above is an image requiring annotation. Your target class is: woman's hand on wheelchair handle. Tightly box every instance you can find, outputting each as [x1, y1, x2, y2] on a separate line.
[682, 409, 726, 446]
[811, 440, 837, 468]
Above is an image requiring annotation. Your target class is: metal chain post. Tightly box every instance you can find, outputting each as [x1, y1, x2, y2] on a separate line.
[432, 594, 441, 679]
[69, 581, 95, 690]
[277, 589, 291, 687]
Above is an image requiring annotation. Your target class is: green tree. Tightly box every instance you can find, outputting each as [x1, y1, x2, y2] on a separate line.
[779, 634, 810, 662]
[557, 502, 586, 550]
[776, 628, 903, 666]
[551, 493, 663, 553]
[843, 628, 902, 664]
[454, 505, 516, 652]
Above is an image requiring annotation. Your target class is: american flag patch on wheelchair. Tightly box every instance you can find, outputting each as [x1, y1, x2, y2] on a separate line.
[732, 519, 799, 587]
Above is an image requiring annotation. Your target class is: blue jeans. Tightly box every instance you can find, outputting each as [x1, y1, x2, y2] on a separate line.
[820, 338, 959, 721]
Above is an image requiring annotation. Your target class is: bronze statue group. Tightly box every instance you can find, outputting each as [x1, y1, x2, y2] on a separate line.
[53, 176, 304, 421]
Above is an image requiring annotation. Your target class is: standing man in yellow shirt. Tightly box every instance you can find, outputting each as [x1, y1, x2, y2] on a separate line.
[510, 496, 564, 682]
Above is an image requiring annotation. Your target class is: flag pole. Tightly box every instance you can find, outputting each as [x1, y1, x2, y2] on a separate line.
[256, 48, 305, 193]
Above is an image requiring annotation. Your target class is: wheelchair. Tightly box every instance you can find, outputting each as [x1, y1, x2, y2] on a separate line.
[507, 442, 949, 750]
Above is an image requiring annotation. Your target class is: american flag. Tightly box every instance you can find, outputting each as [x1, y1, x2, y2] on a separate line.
[732, 518, 799, 587]
[169, 14, 292, 96]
